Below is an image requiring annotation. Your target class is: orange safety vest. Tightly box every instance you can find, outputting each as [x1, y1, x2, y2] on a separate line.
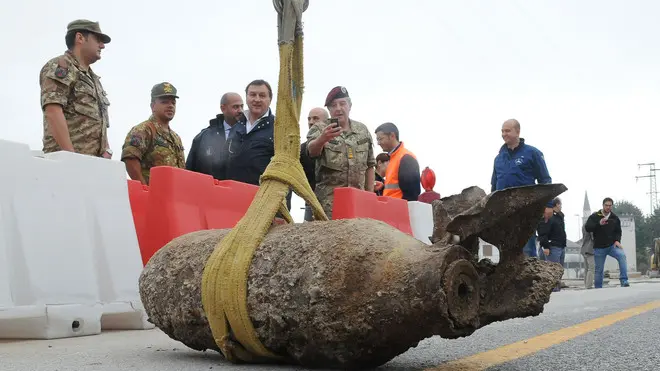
[383, 142, 417, 199]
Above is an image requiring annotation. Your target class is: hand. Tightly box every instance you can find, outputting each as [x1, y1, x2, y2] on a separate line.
[614, 241, 622, 248]
[321, 122, 342, 142]
[543, 248, 550, 256]
[374, 181, 384, 191]
[599, 217, 608, 225]
[102, 151, 112, 159]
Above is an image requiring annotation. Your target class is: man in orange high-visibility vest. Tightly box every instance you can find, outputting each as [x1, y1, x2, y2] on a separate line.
[375, 122, 420, 201]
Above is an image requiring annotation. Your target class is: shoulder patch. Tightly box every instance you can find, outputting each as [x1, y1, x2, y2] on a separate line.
[54, 67, 67, 78]
[54, 56, 68, 78]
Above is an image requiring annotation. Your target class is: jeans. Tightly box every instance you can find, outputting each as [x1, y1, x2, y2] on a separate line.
[546, 246, 565, 265]
[541, 246, 565, 291]
[523, 235, 538, 258]
[583, 253, 595, 289]
[304, 203, 313, 222]
[594, 244, 629, 288]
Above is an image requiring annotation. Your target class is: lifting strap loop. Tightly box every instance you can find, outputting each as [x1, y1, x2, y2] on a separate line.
[201, 0, 327, 364]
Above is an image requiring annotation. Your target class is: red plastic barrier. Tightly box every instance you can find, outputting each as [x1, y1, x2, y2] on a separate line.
[140, 166, 259, 265]
[127, 180, 151, 265]
[332, 187, 413, 235]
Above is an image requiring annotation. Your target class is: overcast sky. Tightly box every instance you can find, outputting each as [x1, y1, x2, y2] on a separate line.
[2, 0, 659, 242]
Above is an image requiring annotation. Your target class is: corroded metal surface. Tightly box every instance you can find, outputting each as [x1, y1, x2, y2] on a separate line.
[139, 184, 567, 369]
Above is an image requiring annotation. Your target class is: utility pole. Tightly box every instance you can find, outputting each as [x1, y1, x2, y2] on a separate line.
[635, 162, 659, 215]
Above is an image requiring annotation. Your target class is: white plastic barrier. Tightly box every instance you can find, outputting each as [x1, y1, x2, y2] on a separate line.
[407, 201, 434, 245]
[0, 139, 153, 339]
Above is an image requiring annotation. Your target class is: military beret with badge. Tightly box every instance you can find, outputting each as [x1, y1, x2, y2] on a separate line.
[324, 86, 349, 107]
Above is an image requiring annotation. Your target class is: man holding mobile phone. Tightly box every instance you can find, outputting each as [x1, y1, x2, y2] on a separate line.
[584, 197, 630, 288]
[306, 86, 376, 219]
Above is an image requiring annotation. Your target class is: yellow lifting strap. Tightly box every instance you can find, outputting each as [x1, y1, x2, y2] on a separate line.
[200, 0, 327, 363]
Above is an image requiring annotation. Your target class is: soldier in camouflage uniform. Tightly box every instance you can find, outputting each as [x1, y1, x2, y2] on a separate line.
[121, 82, 186, 185]
[40, 19, 112, 158]
[306, 86, 376, 219]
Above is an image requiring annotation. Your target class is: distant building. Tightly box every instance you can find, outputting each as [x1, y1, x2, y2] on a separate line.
[478, 239, 499, 263]
[563, 239, 584, 279]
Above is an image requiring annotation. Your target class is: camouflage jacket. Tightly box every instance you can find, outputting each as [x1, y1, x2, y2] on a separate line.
[121, 116, 186, 184]
[40, 50, 110, 156]
[307, 119, 376, 218]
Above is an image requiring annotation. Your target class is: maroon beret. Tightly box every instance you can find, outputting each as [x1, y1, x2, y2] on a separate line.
[325, 86, 349, 107]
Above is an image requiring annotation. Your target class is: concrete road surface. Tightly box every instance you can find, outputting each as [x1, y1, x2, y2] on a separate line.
[2, 281, 659, 371]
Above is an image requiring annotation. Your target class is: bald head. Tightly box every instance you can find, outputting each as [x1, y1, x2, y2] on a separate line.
[503, 119, 520, 131]
[220, 92, 244, 125]
[501, 118, 521, 148]
[307, 107, 329, 128]
[220, 92, 241, 105]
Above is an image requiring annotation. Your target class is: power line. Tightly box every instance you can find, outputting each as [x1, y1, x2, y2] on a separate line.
[635, 162, 659, 215]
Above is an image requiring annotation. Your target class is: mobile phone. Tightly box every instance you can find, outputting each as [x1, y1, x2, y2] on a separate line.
[330, 118, 339, 125]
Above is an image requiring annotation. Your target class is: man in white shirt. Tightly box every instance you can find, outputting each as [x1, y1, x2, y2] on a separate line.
[226, 79, 293, 210]
[225, 79, 295, 210]
[243, 83, 271, 133]
[226, 79, 274, 185]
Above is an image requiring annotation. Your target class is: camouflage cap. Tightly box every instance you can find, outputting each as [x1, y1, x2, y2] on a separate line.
[151, 82, 179, 99]
[67, 19, 111, 44]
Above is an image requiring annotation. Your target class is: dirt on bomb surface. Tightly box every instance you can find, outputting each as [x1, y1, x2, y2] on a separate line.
[139, 184, 567, 369]
[141, 219, 462, 368]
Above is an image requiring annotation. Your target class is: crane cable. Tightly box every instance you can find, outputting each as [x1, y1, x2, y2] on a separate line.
[200, 0, 326, 364]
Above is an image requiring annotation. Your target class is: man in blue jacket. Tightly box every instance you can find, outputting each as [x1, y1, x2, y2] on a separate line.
[491, 119, 552, 257]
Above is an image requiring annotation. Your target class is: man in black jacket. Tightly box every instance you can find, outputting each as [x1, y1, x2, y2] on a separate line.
[537, 197, 567, 291]
[226, 79, 291, 210]
[584, 197, 629, 288]
[186, 92, 243, 180]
